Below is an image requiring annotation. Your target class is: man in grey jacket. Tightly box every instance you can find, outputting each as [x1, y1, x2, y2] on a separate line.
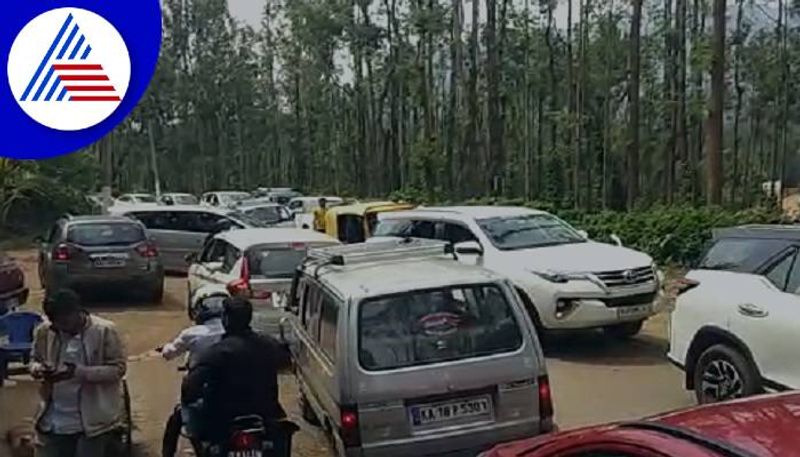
[30, 289, 127, 457]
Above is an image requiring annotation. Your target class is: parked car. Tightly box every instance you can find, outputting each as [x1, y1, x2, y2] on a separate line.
[669, 224, 800, 404]
[481, 391, 800, 457]
[287, 196, 344, 229]
[115, 193, 159, 206]
[37, 215, 164, 301]
[111, 205, 263, 273]
[235, 202, 294, 227]
[187, 228, 339, 335]
[0, 252, 28, 315]
[159, 192, 199, 206]
[200, 191, 251, 208]
[373, 206, 661, 338]
[281, 238, 553, 457]
[325, 201, 416, 243]
[253, 188, 302, 205]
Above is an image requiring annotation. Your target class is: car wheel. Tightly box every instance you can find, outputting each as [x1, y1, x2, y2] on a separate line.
[300, 393, 320, 426]
[693, 344, 761, 404]
[604, 320, 644, 339]
[149, 281, 164, 304]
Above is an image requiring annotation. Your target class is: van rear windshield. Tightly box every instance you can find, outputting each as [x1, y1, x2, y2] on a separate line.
[67, 223, 145, 246]
[247, 247, 308, 278]
[358, 284, 523, 371]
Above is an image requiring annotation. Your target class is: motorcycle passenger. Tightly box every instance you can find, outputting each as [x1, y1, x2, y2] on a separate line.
[159, 293, 226, 457]
[181, 296, 291, 451]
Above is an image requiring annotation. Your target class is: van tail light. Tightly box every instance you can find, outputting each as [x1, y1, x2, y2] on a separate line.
[136, 242, 159, 258]
[537, 375, 554, 432]
[340, 406, 361, 448]
[227, 256, 252, 297]
[53, 244, 71, 261]
[675, 278, 700, 296]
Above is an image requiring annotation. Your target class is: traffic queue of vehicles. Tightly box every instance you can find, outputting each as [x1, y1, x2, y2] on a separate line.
[3, 186, 799, 456]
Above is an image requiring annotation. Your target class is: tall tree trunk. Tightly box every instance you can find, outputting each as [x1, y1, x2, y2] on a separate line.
[523, 0, 532, 200]
[675, 0, 688, 191]
[627, 0, 643, 209]
[779, 0, 789, 198]
[545, 0, 558, 198]
[466, 0, 480, 196]
[486, 0, 504, 195]
[706, 0, 725, 205]
[602, 0, 613, 209]
[448, 0, 463, 199]
[732, 0, 744, 204]
[566, 0, 574, 198]
[664, 0, 675, 203]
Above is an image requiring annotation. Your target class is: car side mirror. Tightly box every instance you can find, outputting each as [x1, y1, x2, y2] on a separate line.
[454, 241, 483, 256]
[577, 229, 589, 239]
[185, 252, 198, 264]
[610, 234, 623, 247]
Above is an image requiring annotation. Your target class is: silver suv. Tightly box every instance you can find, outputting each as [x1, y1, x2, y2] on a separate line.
[37, 215, 165, 301]
[281, 239, 553, 457]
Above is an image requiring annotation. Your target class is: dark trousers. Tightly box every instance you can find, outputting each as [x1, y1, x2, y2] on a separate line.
[36, 431, 117, 457]
[162, 405, 202, 457]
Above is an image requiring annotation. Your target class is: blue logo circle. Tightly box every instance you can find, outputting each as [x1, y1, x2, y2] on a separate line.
[1, 1, 161, 159]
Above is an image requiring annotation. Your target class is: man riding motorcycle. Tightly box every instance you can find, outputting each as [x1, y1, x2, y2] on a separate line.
[159, 288, 227, 457]
[182, 296, 292, 456]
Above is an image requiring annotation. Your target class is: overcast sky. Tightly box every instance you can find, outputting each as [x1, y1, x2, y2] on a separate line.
[228, 0, 262, 28]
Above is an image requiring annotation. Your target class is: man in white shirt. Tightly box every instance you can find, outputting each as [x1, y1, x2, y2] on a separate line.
[159, 292, 226, 457]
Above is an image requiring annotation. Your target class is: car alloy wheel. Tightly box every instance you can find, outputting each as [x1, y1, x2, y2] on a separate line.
[700, 359, 744, 402]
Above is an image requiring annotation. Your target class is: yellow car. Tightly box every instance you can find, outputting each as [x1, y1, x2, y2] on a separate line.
[324, 201, 415, 243]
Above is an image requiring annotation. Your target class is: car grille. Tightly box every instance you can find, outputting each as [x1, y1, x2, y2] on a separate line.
[602, 292, 658, 308]
[594, 266, 655, 288]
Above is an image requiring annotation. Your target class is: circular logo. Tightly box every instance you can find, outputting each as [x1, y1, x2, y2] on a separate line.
[7, 8, 130, 131]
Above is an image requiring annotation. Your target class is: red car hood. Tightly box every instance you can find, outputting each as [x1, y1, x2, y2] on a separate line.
[485, 392, 800, 457]
[653, 391, 800, 457]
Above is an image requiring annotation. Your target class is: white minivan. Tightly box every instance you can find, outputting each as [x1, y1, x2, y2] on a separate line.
[373, 206, 661, 338]
[281, 239, 553, 457]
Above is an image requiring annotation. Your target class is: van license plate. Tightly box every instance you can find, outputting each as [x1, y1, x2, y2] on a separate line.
[617, 304, 650, 318]
[410, 396, 492, 427]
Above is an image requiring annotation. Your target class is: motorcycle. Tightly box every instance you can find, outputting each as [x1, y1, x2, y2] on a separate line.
[201, 415, 300, 457]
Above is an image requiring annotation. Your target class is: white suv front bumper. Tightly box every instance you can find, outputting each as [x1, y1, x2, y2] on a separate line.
[518, 277, 661, 330]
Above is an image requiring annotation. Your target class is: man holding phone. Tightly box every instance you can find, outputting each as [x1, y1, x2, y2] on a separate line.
[30, 289, 127, 457]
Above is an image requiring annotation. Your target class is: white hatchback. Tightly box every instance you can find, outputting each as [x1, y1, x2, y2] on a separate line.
[668, 225, 800, 403]
[187, 228, 339, 334]
[373, 206, 661, 337]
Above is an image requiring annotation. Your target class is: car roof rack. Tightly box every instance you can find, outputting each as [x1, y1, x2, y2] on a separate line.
[307, 238, 455, 267]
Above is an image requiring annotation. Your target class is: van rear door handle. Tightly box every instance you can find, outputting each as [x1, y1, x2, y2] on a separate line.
[737, 303, 768, 318]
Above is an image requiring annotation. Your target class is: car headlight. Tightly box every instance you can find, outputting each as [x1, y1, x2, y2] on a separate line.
[530, 269, 588, 283]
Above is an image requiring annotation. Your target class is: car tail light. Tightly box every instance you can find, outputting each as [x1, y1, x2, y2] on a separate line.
[227, 257, 252, 297]
[538, 375, 554, 431]
[53, 244, 71, 261]
[136, 242, 159, 258]
[675, 278, 700, 296]
[229, 431, 259, 450]
[340, 406, 361, 448]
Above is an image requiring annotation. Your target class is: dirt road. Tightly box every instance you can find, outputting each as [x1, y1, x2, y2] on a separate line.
[1, 249, 692, 456]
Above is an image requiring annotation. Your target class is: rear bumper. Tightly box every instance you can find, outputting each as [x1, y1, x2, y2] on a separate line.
[48, 267, 163, 291]
[351, 418, 549, 457]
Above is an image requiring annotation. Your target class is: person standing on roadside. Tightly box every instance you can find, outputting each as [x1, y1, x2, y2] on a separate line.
[312, 197, 328, 233]
[30, 289, 127, 457]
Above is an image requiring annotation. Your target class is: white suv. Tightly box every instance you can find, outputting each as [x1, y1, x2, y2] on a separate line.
[373, 206, 660, 337]
[668, 225, 800, 404]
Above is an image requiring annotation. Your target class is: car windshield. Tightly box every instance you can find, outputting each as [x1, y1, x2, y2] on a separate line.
[135, 195, 157, 203]
[247, 246, 310, 278]
[226, 211, 268, 228]
[219, 193, 250, 205]
[67, 223, 145, 246]
[477, 214, 585, 250]
[699, 238, 789, 273]
[242, 206, 286, 224]
[172, 195, 198, 205]
[359, 284, 523, 371]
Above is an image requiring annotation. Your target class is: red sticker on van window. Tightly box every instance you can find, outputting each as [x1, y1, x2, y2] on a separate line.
[418, 312, 461, 336]
[290, 243, 306, 250]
